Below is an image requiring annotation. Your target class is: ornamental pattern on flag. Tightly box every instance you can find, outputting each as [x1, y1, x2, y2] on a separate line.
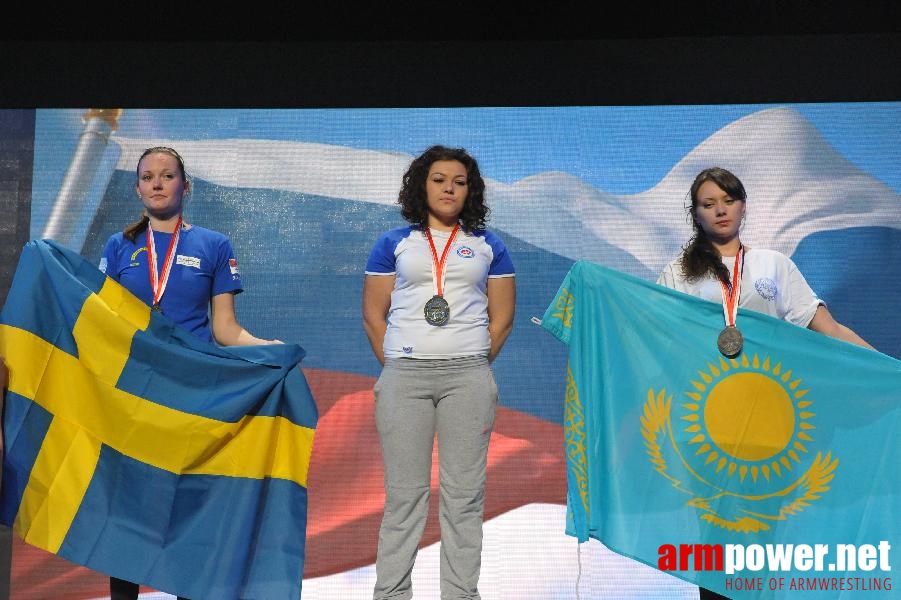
[541, 259, 901, 599]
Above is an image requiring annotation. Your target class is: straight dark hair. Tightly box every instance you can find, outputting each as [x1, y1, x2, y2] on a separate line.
[679, 166, 747, 285]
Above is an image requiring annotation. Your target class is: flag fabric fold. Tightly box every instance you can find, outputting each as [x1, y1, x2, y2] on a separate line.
[541, 259, 901, 598]
[0, 239, 318, 600]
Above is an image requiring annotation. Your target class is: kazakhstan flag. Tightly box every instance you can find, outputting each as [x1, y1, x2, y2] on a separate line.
[541, 260, 900, 599]
[0, 239, 318, 599]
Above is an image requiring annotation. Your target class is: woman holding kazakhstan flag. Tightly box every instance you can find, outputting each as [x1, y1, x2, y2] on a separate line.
[658, 166, 875, 600]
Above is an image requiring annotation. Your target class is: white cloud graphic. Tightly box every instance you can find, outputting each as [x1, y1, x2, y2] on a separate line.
[111, 106, 901, 280]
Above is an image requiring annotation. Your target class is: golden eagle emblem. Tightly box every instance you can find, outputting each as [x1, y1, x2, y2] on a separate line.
[642, 352, 838, 533]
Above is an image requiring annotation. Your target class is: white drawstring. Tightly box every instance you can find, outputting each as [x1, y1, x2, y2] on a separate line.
[575, 540, 583, 600]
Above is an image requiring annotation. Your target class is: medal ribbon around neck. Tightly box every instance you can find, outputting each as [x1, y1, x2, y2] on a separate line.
[147, 214, 183, 310]
[719, 244, 744, 329]
[424, 222, 461, 299]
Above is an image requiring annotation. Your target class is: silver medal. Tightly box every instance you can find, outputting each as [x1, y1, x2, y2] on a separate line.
[717, 325, 743, 357]
[424, 295, 450, 326]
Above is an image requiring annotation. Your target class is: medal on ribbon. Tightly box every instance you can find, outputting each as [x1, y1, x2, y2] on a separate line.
[147, 215, 183, 316]
[424, 295, 451, 326]
[716, 245, 745, 357]
[717, 325, 744, 357]
[423, 223, 460, 326]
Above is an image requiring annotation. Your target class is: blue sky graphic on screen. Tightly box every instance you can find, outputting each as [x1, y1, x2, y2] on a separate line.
[24, 104, 901, 598]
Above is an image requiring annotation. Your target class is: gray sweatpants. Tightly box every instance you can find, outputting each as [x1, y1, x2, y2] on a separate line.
[372, 355, 498, 600]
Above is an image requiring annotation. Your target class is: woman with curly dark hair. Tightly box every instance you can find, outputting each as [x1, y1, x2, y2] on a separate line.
[362, 145, 516, 600]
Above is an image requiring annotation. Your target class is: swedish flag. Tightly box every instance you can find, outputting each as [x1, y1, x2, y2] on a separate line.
[541, 260, 901, 598]
[0, 239, 317, 599]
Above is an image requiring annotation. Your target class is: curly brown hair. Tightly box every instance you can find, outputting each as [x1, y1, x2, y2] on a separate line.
[398, 145, 489, 233]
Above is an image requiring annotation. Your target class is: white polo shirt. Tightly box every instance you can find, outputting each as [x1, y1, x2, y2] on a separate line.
[365, 225, 515, 359]
[657, 247, 822, 327]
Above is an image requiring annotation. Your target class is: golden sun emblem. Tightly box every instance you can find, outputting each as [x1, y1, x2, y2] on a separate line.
[642, 352, 838, 533]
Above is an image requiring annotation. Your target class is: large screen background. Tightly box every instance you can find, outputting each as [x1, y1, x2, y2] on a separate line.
[13, 103, 901, 598]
